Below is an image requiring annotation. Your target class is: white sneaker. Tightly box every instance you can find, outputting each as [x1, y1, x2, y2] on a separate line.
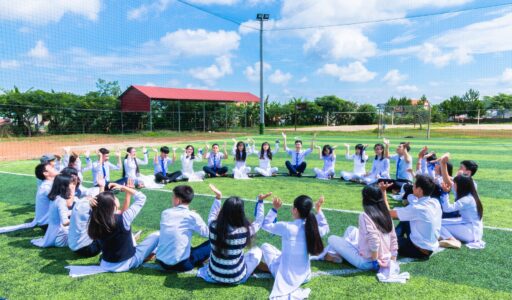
[439, 239, 462, 249]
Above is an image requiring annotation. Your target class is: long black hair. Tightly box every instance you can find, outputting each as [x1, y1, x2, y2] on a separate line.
[185, 145, 195, 160]
[235, 141, 247, 162]
[122, 147, 139, 178]
[260, 142, 272, 160]
[294, 195, 324, 255]
[88, 191, 118, 240]
[355, 144, 366, 163]
[48, 174, 77, 201]
[322, 145, 333, 158]
[362, 186, 393, 233]
[454, 175, 483, 220]
[60, 166, 82, 191]
[374, 143, 384, 161]
[212, 196, 252, 254]
[68, 151, 79, 168]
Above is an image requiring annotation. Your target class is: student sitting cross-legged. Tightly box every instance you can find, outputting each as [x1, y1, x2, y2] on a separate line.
[380, 174, 442, 260]
[202, 142, 229, 177]
[197, 184, 272, 284]
[153, 146, 182, 184]
[282, 132, 316, 177]
[325, 185, 398, 271]
[155, 185, 218, 272]
[34, 162, 60, 232]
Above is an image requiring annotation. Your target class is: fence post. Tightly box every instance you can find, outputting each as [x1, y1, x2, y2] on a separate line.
[203, 101, 206, 132]
[149, 103, 153, 132]
[427, 104, 432, 140]
[121, 111, 124, 134]
[477, 109, 480, 125]
[225, 102, 228, 132]
[178, 101, 181, 133]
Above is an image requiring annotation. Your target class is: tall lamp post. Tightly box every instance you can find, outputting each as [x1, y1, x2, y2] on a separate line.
[257, 13, 269, 135]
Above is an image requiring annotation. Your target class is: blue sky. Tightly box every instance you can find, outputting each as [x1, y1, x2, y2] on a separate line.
[1, 0, 512, 104]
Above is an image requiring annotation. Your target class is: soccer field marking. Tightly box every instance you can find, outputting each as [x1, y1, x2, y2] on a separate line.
[1, 170, 511, 232]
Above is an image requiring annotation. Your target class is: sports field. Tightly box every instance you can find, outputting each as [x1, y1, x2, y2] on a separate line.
[1, 133, 511, 299]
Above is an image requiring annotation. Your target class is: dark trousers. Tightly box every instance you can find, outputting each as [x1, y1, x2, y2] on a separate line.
[285, 161, 307, 175]
[378, 178, 412, 193]
[396, 221, 432, 259]
[156, 241, 211, 272]
[74, 240, 102, 258]
[155, 171, 183, 183]
[203, 166, 228, 177]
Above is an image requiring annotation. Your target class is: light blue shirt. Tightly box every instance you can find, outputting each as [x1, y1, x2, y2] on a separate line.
[390, 154, 413, 181]
[285, 148, 312, 166]
[35, 180, 52, 225]
[91, 161, 121, 185]
[156, 200, 221, 265]
[154, 156, 172, 175]
[68, 198, 93, 251]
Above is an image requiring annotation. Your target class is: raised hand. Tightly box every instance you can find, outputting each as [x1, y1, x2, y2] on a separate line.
[258, 192, 273, 201]
[441, 182, 452, 193]
[126, 178, 135, 189]
[96, 174, 106, 188]
[85, 150, 90, 158]
[142, 146, 147, 153]
[63, 146, 71, 154]
[281, 132, 286, 138]
[315, 196, 325, 212]
[378, 181, 393, 192]
[272, 197, 282, 210]
[209, 184, 222, 199]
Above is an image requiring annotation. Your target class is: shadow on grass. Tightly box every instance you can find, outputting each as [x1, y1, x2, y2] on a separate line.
[3, 203, 34, 216]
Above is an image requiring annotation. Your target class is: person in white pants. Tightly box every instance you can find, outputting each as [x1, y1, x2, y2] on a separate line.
[341, 143, 368, 182]
[439, 174, 485, 249]
[314, 144, 337, 180]
[253, 141, 279, 177]
[361, 143, 390, 185]
[232, 139, 254, 179]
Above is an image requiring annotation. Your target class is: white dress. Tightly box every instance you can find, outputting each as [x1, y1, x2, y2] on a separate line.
[361, 157, 390, 185]
[253, 144, 279, 177]
[180, 154, 205, 182]
[261, 209, 329, 299]
[232, 144, 253, 180]
[32, 195, 73, 248]
[314, 154, 336, 180]
[341, 154, 368, 181]
[440, 194, 485, 248]
[123, 154, 149, 186]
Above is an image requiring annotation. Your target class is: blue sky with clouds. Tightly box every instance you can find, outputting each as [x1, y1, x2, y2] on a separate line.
[1, 0, 512, 104]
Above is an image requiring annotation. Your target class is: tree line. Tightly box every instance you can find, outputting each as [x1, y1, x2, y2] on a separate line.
[1, 80, 511, 136]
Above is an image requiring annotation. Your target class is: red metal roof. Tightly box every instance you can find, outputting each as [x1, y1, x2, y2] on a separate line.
[123, 85, 259, 103]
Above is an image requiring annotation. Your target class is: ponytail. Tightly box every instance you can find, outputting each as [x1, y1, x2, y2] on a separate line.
[123, 147, 140, 178]
[294, 195, 324, 255]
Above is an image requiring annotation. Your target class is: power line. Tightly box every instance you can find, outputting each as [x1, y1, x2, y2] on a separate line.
[266, 2, 512, 31]
[175, 0, 259, 31]
[175, 0, 512, 32]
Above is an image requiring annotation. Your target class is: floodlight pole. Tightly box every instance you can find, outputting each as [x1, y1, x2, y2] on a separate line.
[257, 13, 269, 135]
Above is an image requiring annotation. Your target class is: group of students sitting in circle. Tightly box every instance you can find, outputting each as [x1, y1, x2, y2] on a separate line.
[0, 136, 485, 299]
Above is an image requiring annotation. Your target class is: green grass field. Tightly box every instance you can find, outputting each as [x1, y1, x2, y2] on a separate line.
[1, 133, 511, 299]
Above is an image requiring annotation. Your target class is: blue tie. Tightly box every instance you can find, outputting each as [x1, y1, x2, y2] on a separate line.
[213, 155, 217, 172]
[396, 157, 401, 180]
[102, 163, 107, 180]
[295, 152, 299, 166]
[160, 158, 166, 175]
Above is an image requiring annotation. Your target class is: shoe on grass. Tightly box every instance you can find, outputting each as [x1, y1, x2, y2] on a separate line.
[439, 239, 462, 249]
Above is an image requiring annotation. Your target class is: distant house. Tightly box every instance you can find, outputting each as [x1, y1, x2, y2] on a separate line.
[392, 99, 430, 116]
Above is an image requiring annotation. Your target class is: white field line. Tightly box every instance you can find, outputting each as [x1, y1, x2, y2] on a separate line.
[1, 170, 511, 232]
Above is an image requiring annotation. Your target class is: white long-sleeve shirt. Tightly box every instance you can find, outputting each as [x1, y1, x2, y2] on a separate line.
[91, 160, 121, 185]
[346, 153, 368, 176]
[262, 209, 329, 299]
[68, 198, 94, 251]
[180, 154, 202, 175]
[232, 143, 254, 169]
[252, 143, 279, 169]
[156, 199, 220, 266]
[440, 194, 483, 242]
[123, 154, 149, 179]
[284, 147, 312, 166]
[368, 157, 390, 179]
[40, 195, 73, 247]
[35, 180, 53, 226]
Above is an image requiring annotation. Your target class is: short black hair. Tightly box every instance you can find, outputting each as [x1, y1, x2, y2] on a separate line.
[414, 174, 436, 197]
[173, 185, 194, 204]
[460, 160, 478, 176]
[212, 143, 219, 148]
[35, 162, 50, 181]
[160, 146, 170, 154]
[295, 140, 303, 145]
[399, 142, 411, 152]
[99, 148, 109, 155]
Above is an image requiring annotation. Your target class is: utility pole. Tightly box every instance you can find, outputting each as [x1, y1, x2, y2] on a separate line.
[257, 13, 269, 135]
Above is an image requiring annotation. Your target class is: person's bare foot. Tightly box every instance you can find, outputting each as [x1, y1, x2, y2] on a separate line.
[439, 238, 462, 249]
[143, 252, 156, 263]
[133, 230, 142, 242]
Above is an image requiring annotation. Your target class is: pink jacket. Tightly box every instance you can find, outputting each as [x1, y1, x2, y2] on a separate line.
[357, 213, 398, 261]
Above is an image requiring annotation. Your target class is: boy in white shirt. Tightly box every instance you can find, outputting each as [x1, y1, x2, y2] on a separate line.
[156, 185, 219, 272]
[34, 162, 60, 232]
[282, 132, 316, 177]
[380, 174, 442, 259]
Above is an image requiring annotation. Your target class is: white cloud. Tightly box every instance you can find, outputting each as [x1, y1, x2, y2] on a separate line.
[188, 0, 238, 4]
[190, 55, 233, 86]
[144, 82, 157, 87]
[269, 69, 292, 85]
[127, 0, 171, 20]
[396, 85, 419, 93]
[168, 79, 181, 87]
[303, 27, 377, 61]
[27, 40, 50, 59]
[502, 68, 512, 84]
[238, 19, 275, 35]
[389, 34, 416, 45]
[157, 29, 240, 57]
[298, 76, 308, 83]
[244, 62, 271, 82]
[382, 69, 407, 85]
[317, 61, 376, 82]
[0, 0, 100, 24]
[0, 60, 20, 69]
